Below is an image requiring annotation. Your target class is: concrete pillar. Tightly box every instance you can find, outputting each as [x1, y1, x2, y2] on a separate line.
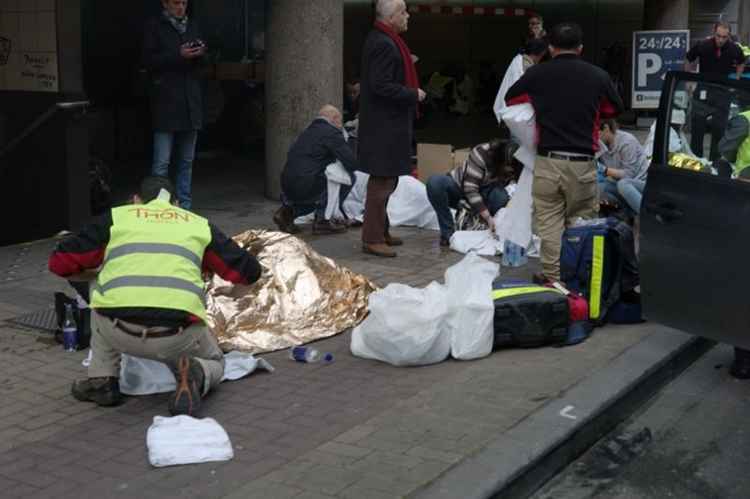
[644, 0, 689, 30]
[265, 0, 344, 200]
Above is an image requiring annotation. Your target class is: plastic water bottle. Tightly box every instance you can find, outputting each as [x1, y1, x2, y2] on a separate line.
[289, 347, 333, 364]
[62, 304, 78, 352]
[502, 240, 528, 267]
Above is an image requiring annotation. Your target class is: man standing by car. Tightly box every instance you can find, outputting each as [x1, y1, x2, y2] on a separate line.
[143, 0, 206, 210]
[684, 22, 746, 160]
[505, 22, 623, 284]
[358, 0, 426, 258]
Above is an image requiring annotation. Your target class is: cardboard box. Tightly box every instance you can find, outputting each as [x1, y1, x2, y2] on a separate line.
[417, 143, 453, 182]
[416, 144, 472, 182]
[454, 148, 471, 169]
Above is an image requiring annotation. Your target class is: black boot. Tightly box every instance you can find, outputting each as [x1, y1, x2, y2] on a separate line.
[273, 206, 301, 234]
[71, 377, 123, 406]
[730, 348, 750, 379]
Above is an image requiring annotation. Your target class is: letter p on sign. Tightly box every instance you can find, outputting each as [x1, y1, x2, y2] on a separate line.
[638, 53, 662, 87]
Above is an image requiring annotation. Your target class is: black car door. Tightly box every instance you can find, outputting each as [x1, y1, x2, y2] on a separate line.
[641, 71, 750, 349]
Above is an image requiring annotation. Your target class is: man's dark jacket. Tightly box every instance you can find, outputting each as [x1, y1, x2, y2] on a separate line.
[142, 16, 204, 131]
[358, 29, 419, 177]
[506, 54, 623, 156]
[281, 118, 359, 203]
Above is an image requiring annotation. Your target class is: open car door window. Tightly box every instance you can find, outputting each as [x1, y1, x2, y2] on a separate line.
[641, 71, 750, 349]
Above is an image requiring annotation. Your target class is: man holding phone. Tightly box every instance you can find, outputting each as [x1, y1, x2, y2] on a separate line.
[143, 0, 207, 210]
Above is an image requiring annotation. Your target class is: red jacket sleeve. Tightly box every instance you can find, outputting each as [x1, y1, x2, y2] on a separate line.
[202, 224, 262, 285]
[600, 79, 624, 119]
[48, 213, 112, 278]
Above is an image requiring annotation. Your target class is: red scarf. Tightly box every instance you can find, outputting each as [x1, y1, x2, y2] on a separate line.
[374, 20, 420, 117]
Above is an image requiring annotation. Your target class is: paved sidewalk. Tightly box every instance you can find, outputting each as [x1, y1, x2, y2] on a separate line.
[0, 165, 673, 499]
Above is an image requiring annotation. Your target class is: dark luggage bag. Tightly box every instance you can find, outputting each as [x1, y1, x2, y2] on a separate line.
[492, 280, 569, 348]
[560, 218, 640, 324]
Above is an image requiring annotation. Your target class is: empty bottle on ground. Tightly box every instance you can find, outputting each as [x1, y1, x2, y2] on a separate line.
[289, 347, 333, 363]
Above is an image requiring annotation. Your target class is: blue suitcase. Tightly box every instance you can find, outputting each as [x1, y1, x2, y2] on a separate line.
[560, 218, 639, 324]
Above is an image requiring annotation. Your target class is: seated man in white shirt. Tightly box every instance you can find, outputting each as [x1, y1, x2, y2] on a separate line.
[597, 119, 650, 214]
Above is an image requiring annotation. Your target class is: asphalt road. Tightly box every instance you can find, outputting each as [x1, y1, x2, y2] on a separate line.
[531, 344, 750, 499]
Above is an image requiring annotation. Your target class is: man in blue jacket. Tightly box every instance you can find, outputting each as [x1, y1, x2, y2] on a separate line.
[273, 105, 359, 235]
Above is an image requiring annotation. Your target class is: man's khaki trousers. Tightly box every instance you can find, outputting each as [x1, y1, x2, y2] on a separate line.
[88, 311, 225, 396]
[532, 155, 599, 281]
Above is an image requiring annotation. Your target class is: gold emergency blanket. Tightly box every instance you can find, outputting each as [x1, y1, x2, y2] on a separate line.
[668, 153, 710, 173]
[205, 230, 377, 354]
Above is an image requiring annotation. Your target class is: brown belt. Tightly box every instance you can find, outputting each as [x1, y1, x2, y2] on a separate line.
[111, 318, 184, 339]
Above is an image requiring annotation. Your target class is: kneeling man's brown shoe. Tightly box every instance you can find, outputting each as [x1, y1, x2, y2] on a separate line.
[363, 243, 397, 258]
[384, 234, 403, 246]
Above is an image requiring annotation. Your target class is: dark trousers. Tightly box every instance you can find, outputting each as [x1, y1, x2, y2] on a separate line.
[426, 174, 510, 240]
[282, 173, 354, 220]
[362, 176, 398, 244]
[690, 90, 730, 161]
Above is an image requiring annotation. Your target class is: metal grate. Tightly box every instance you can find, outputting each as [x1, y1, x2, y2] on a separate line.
[4, 308, 57, 334]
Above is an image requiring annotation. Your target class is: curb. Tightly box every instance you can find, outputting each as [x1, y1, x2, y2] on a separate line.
[410, 328, 714, 499]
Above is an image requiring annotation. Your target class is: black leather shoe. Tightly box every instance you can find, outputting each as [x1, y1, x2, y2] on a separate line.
[71, 377, 122, 407]
[730, 348, 750, 379]
[273, 206, 301, 234]
[168, 355, 205, 416]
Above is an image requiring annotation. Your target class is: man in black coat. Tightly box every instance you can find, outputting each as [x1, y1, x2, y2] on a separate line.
[143, 0, 206, 210]
[273, 106, 359, 235]
[358, 0, 426, 257]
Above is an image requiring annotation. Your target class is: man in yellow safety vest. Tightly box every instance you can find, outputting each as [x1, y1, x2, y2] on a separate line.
[49, 176, 261, 415]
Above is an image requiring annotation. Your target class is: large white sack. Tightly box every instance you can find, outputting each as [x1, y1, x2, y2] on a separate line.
[444, 253, 499, 360]
[501, 103, 537, 167]
[496, 164, 535, 248]
[343, 172, 440, 230]
[449, 230, 502, 256]
[350, 281, 451, 366]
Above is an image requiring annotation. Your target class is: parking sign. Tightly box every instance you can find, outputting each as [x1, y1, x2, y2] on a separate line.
[632, 30, 690, 109]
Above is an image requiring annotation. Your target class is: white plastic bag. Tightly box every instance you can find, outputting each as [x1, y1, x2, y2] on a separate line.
[350, 254, 498, 365]
[444, 253, 499, 360]
[351, 281, 451, 366]
[147, 415, 234, 467]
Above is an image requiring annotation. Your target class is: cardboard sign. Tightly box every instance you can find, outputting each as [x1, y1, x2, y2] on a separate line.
[0, 3, 59, 92]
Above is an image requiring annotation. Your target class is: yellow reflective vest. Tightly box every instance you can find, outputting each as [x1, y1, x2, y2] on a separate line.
[91, 199, 211, 322]
[735, 111, 750, 176]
